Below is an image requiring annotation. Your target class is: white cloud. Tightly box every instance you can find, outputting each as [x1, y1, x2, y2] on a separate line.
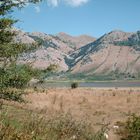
[64, 0, 89, 7]
[34, 6, 41, 13]
[47, 0, 59, 7]
[46, 0, 89, 7]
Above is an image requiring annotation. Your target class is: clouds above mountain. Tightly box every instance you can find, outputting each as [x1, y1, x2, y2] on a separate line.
[34, 6, 41, 13]
[47, 0, 89, 7]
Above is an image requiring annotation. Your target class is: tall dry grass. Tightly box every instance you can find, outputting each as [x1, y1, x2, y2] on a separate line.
[0, 104, 107, 140]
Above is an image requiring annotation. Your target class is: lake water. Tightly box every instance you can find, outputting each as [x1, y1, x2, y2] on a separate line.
[37, 81, 140, 88]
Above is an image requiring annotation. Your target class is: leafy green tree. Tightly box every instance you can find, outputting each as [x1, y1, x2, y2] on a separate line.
[0, 0, 43, 96]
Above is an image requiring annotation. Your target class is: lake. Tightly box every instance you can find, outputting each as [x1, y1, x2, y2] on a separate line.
[36, 81, 140, 88]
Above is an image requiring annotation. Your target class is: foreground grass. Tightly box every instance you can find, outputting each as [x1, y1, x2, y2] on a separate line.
[1, 88, 140, 139]
[0, 104, 107, 140]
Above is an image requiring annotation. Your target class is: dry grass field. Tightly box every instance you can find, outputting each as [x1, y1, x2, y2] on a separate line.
[2, 87, 140, 140]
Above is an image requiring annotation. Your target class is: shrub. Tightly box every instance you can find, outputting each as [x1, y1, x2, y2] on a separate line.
[1, 64, 41, 89]
[71, 82, 78, 89]
[116, 114, 140, 140]
[0, 65, 41, 102]
[0, 89, 24, 102]
[0, 110, 107, 140]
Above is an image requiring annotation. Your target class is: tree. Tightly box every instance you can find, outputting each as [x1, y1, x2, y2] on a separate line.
[0, 0, 43, 98]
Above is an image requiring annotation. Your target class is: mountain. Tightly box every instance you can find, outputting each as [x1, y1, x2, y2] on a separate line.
[57, 32, 96, 50]
[17, 30, 95, 71]
[16, 29, 140, 80]
[70, 30, 140, 79]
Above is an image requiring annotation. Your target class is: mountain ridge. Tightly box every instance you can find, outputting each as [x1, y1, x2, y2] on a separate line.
[16, 29, 140, 79]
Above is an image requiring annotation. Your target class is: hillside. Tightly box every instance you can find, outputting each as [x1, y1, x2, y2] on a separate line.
[17, 30, 95, 71]
[70, 30, 140, 79]
[16, 30, 140, 80]
[57, 32, 96, 49]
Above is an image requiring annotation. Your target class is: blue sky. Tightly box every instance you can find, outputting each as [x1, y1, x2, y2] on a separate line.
[13, 0, 140, 37]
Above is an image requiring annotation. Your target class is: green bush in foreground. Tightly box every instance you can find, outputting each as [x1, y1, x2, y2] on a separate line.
[2, 65, 39, 89]
[116, 114, 140, 140]
[0, 89, 24, 102]
[0, 65, 40, 102]
[0, 108, 106, 140]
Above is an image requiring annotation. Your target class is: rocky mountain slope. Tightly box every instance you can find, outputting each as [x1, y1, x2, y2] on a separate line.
[57, 32, 96, 49]
[70, 30, 140, 78]
[17, 30, 95, 71]
[16, 30, 140, 79]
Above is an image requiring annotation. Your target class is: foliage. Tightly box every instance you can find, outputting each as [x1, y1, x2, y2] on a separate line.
[0, 89, 24, 102]
[71, 82, 79, 89]
[37, 64, 58, 80]
[0, 107, 107, 140]
[0, 64, 41, 101]
[0, 65, 37, 103]
[4, 65, 40, 88]
[116, 114, 140, 140]
[0, 0, 42, 15]
[0, 0, 43, 100]
[66, 71, 139, 81]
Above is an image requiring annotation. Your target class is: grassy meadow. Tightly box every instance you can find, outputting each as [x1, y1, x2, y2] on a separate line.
[1, 87, 140, 140]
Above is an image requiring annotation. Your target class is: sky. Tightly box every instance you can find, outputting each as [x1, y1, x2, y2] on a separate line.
[13, 0, 140, 37]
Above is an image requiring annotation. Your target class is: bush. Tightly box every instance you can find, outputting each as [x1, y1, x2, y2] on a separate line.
[1, 64, 41, 89]
[116, 114, 140, 140]
[0, 89, 24, 102]
[71, 82, 78, 89]
[0, 64, 41, 101]
[0, 110, 107, 140]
